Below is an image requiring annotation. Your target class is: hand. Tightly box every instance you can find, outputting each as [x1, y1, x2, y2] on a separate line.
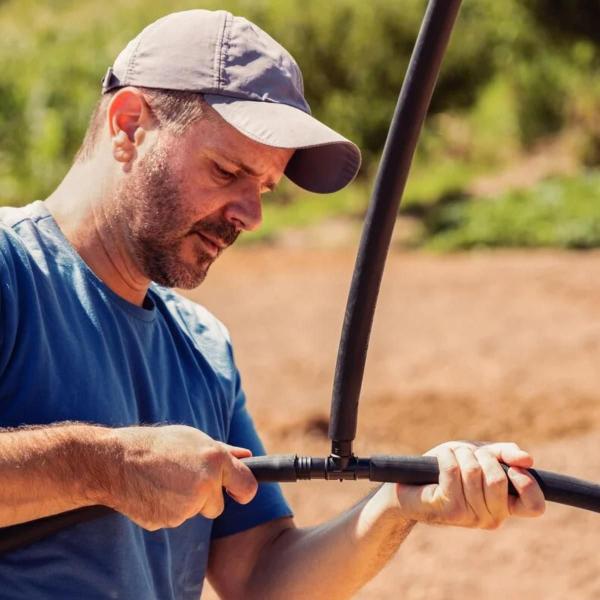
[393, 441, 545, 529]
[92, 425, 258, 531]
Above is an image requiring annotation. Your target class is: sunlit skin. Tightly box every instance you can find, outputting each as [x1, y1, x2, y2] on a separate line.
[45, 87, 293, 306]
[35, 87, 547, 600]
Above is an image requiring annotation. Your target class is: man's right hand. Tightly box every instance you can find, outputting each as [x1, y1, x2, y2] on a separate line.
[92, 425, 258, 531]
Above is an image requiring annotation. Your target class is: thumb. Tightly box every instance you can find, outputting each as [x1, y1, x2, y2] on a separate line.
[221, 451, 258, 505]
[395, 482, 439, 520]
[221, 443, 253, 459]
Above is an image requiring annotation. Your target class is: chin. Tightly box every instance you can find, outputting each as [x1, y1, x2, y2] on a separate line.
[173, 259, 214, 289]
[142, 240, 218, 289]
[175, 272, 209, 290]
[146, 260, 208, 289]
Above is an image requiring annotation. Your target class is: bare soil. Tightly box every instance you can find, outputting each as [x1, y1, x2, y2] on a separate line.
[189, 246, 600, 600]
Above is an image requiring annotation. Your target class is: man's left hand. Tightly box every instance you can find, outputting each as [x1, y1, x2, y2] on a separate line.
[390, 441, 546, 529]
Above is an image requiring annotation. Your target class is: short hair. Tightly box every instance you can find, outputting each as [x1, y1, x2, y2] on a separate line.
[75, 88, 208, 162]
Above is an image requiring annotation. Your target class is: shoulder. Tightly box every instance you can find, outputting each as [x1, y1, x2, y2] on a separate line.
[150, 284, 236, 370]
[0, 202, 52, 271]
[0, 207, 31, 281]
[152, 285, 231, 341]
[0, 205, 47, 351]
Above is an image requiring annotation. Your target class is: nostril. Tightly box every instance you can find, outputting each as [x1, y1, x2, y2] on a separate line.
[224, 196, 262, 232]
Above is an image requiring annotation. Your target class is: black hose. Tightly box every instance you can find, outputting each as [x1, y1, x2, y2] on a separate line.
[0, 506, 114, 555]
[0, 0, 467, 557]
[2, 453, 599, 555]
[247, 455, 600, 513]
[2, 0, 599, 559]
[329, 0, 463, 453]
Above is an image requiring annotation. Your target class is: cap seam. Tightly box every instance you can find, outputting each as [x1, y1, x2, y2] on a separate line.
[125, 26, 147, 84]
[216, 12, 233, 91]
[212, 13, 225, 90]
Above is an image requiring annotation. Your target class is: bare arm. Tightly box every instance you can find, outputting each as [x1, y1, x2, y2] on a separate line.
[0, 423, 257, 529]
[208, 442, 546, 600]
[208, 484, 414, 600]
[0, 423, 109, 526]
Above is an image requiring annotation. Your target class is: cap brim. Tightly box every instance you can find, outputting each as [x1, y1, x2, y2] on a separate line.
[204, 95, 361, 194]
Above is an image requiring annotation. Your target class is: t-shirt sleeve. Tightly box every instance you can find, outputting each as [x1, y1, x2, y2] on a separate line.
[211, 375, 293, 539]
[0, 234, 17, 378]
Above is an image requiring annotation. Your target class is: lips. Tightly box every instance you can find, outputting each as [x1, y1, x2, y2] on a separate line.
[192, 231, 224, 258]
[189, 219, 240, 257]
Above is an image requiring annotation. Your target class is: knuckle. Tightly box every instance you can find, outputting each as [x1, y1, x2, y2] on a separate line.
[442, 463, 461, 478]
[203, 445, 227, 466]
[486, 474, 507, 490]
[517, 473, 536, 492]
[202, 502, 225, 519]
[463, 465, 482, 483]
[165, 516, 186, 529]
[474, 447, 492, 461]
[199, 487, 226, 519]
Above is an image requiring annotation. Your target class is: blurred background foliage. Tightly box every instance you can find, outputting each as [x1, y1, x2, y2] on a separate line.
[1, 0, 599, 249]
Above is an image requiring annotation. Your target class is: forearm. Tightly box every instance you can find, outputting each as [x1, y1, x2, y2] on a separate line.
[0, 423, 114, 526]
[0, 422, 259, 532]
[247, 484, 415, 600]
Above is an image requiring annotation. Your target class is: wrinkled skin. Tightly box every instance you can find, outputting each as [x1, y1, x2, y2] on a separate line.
[45, 87, 294, 305]
[111, 99, 293, 290]
[117, 136, 240, 289]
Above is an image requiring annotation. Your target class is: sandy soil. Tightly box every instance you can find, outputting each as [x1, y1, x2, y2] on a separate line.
[188, 246, 600, 600]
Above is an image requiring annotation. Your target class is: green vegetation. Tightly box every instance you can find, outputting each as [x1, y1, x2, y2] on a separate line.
[424, 173, 600, 251]
[1, 0, 600, 250]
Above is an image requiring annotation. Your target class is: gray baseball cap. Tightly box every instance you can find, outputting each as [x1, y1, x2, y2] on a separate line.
[101, 9, 361, 194]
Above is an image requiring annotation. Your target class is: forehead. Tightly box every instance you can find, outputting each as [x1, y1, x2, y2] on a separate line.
[177, 107, 294, 172]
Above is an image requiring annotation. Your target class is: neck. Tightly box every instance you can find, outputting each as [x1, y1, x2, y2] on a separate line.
[45, 158, 150, 307]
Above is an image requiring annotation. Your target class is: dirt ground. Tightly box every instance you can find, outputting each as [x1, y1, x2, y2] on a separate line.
[188, 244, 600, 600]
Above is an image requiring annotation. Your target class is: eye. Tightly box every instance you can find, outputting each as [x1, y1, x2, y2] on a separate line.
[213, 162, 236, 182]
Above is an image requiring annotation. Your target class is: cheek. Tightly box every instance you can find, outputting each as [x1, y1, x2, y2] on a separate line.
[179, 177, 239, 220]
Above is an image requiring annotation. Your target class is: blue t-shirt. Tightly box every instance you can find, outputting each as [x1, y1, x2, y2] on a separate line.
[0, 201, 292, 599]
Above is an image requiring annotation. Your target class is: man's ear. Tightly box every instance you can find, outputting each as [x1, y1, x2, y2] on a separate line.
[107, 87, 153, 167]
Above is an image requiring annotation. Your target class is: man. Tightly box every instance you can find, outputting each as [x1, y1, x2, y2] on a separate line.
[0, 9, 544, 600]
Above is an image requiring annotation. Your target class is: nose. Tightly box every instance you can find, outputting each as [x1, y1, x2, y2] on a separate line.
[223, 184, 263, 232]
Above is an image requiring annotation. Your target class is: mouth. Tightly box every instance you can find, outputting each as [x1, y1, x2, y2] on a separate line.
[191, 231, 225, 258]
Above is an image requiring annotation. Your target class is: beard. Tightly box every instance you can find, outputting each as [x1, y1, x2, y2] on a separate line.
[117, 143, 240, 289]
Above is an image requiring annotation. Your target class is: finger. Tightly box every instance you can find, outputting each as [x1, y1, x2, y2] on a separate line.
[480, 442, 534, 469]
[221, 443, 253, 459]
[435, 446, 463, 498]
[221, 454, 258, 505]
[198, 487, 226, 519]
[475, 447, 509, 527]
[424, 441, 477, 457]
[508, 467, 546, 518]
[454, 446, 489, 526]
[396, 447, 462, 522]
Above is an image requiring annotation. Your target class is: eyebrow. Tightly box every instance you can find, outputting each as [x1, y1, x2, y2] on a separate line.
[213, 152, 277, 191]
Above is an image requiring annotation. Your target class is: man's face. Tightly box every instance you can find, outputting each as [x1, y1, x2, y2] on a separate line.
[117, 111, 293, 289]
